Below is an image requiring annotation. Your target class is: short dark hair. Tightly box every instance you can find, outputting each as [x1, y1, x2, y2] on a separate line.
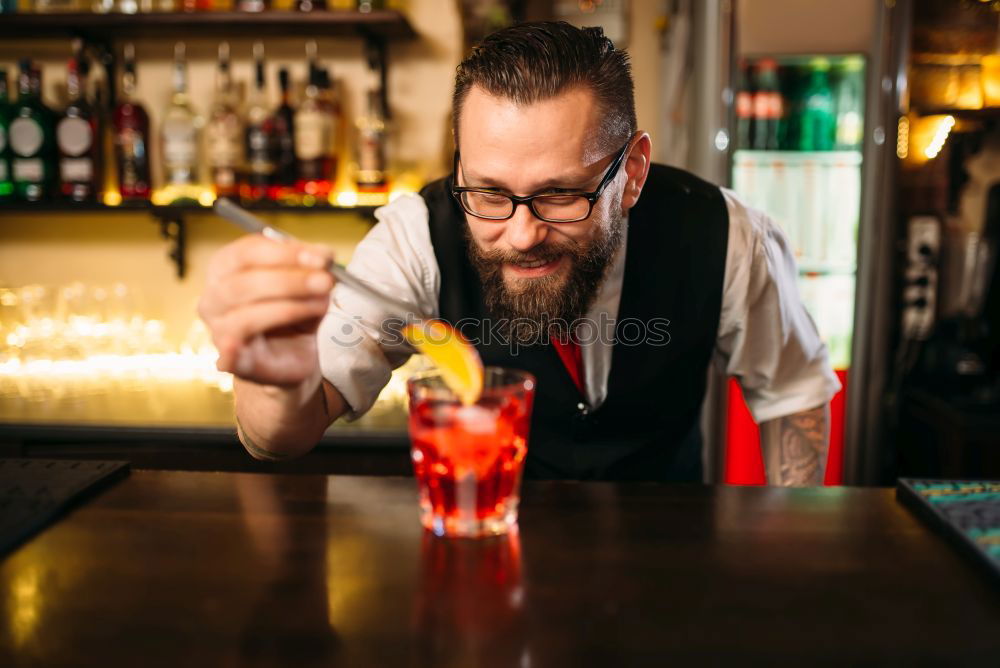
[452, 21, 636, 153]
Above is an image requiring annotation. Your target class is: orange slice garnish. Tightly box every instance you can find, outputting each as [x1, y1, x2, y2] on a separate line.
[403, 321, 484, 405]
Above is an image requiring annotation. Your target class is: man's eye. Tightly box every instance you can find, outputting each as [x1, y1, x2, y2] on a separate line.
[537, 195, 581, 207]
[475, 193, 509, 204]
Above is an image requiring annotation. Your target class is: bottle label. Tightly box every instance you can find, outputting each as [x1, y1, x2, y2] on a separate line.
[295, 109, 327, 161]
[213, 167, 236, 188]
[10, 118, 43, 157]
[246, 126, 274, 173]
[358, 130, 384, 174]
[207, 116, 243, 168]
[117, 127, 146, 162]
[57, 117, 93, 157]
[736, 91, 753, 118]
[61, 157, 93, 182]
[162, 120, 197, 166]
[836, 112, 863, 148]
[13, 158, 43, 182]
[806, 95, 835, 114]
[752, 92, 783, 120]
[247, 126, 269, 154]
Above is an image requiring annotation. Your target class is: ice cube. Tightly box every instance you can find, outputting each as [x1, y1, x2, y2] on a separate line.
[454, 404, 498, 434]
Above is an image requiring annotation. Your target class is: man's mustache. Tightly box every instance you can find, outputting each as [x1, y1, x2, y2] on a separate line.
[475, 241, 582, 266]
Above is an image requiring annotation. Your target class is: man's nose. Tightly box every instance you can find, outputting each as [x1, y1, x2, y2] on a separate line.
[504, 202, 549, 253]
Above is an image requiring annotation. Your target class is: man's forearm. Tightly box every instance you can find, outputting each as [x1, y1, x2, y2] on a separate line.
[759, 403, 830, 487]
[233, 372, 343, 460]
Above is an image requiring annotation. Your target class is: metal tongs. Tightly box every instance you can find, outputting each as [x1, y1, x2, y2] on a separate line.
[212, 198, 424, 349]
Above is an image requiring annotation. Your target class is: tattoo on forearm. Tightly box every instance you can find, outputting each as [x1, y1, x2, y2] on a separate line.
[761, 405, 829, 487]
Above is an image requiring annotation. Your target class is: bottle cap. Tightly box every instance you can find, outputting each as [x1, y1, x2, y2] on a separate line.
[840, 55, 864, 72]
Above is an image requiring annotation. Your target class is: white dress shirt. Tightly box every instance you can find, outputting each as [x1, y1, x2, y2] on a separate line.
[317, 187, 842, 422]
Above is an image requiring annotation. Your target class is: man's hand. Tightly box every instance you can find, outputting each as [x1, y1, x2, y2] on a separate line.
[198, 235, 346, 459]
[759, 404, 830, 487]
[198, 235, 334, 387]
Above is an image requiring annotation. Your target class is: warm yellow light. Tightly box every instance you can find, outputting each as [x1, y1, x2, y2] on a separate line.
[896, 116, 909, 159]
[335, 190, 359, 207]
[355, 191, 390, 207]
[150, 187, 173, 206]
[9, 565, 42, 648]
[103, 190, 123, 207]
[197, 190, 217, 207]
[0, 350, 234, 393]
[151, 185, 217, 207]
[923, 115, 955, 160]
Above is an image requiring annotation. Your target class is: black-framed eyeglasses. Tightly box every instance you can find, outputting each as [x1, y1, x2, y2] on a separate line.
[451, 137, 632, 223]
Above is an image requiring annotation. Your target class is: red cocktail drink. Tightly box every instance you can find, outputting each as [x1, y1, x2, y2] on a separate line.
[407, 368, 535, 537]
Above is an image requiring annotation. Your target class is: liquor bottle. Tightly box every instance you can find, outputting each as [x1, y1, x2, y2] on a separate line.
[318, 69, 341, 185]
[296, 0, 325, 12]
[237, 0, 265, 10]
[10, 60, 56, 202]
[751, 58, 782, 151]
[734, 59, 753, 151]
[113, 43, 151, 201]
[244, 42, 274, 202]
[33, 0, 84, 11]
[162, 42, 201, 190]
[270, 67, 297, 200]
[206, 42, 244, 199]
[799, 59, 836, 152]
[356, 88, 387, 192]
[833, 57, 864, 151]
[295, 62, 332, 198]
[0, 69, 12, 201]
[58, 57, 101, 202]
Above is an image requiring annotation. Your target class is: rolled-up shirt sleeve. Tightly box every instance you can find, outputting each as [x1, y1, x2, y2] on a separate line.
[316, 193, 440, 418]
[715, 188, 842, 423]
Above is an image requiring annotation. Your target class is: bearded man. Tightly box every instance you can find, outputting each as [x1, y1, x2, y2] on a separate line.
[197, 22, 840, 485]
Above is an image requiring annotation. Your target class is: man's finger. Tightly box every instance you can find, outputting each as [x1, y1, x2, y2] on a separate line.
[203, 268, 333, 317]
[209, 235, 332, 280]
[213, 296, 331, 373]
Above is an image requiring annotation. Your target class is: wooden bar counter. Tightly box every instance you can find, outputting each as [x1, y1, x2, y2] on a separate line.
[2, 471, 998, 665]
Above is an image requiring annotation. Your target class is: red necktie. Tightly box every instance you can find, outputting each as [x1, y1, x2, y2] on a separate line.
[552, 336, 585, 396]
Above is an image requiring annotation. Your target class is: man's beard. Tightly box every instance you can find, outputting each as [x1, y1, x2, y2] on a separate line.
[465, 206, 625, 345]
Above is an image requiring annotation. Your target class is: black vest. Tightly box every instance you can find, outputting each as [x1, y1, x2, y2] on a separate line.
[423, 164, 729, 482]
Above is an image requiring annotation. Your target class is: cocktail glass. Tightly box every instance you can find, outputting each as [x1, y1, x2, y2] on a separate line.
[407, 367, 535, 538]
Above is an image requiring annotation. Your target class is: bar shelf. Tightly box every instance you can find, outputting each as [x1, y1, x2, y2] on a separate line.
[0, 10, 416, 40]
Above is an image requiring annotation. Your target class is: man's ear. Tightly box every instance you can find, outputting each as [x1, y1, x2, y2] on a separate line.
[621, 132, 652, 212]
